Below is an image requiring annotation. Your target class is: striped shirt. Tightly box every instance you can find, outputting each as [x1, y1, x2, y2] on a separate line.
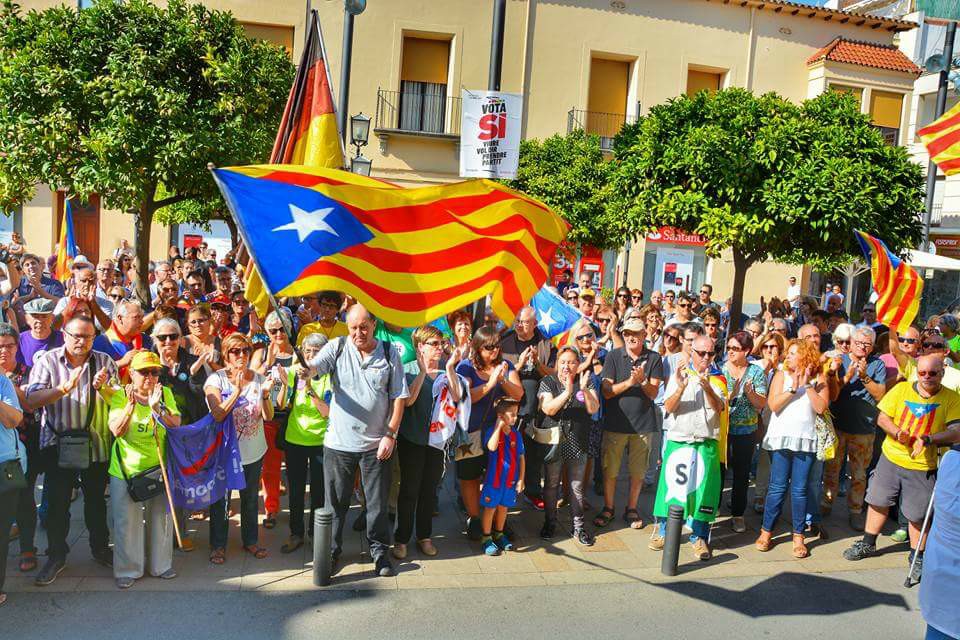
[27, 347, 118, 462]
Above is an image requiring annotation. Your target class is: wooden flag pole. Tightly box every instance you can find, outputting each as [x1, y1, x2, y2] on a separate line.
[154, 423, 182, 548]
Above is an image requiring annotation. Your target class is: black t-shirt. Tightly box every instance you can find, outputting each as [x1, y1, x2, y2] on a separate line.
[538, 374, 597, 453]
[156, 348, 208, 424]
[600, 347, 663, 434]
[499, 328, 556, 420]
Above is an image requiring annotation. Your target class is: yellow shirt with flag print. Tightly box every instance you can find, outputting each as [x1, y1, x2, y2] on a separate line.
[878, 381, 960, 471]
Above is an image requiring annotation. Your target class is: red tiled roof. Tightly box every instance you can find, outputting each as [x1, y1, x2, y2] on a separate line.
[806, 38, 921, 75]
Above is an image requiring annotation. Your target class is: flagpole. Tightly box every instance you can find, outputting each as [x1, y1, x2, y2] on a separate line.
[209, 165, 309, 368]
[923, 19, 956, 252]
[154, 422, 183, 549]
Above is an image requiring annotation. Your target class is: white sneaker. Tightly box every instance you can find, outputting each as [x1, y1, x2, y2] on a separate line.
[731, 516, 746, 533]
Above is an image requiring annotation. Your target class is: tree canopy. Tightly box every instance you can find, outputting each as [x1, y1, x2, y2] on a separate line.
[0, 0, 294, 301]
[609, 87, 925, 327]
[504, 129, 627, 250]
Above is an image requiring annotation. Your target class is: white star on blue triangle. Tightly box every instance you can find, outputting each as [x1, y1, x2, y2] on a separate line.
[530, 285, 582, 339]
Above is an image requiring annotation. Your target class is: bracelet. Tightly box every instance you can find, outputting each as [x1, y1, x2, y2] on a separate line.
[922, 434, 933, 446]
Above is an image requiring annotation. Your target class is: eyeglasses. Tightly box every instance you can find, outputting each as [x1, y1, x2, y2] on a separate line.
[898, 337, 919, 345]
[922, 342, 946, 350]
[63, 330, 94, 341]
[228, 347, 251, 357]
[762, 344, 778, 351]
[678, 303, 691, 308]
[853, 340, 872, 349]
[726, 345, 744, 352]
[481, 344, 500, 352]
[574, 334, 593, 342]
[616, 294, 630, 299]
[664, 333, 680, 341]
[918, 369, 943, 378]
[693, 349, 715, 358]
[423, 340, 443, 347]
[155, 334, 179, 343]
[747, 329, 761, 337]
[137, 369, 162, 378]
[835, 339, 850, 345]
[188, 318, 209, 326]
[597, 317, 612, 324]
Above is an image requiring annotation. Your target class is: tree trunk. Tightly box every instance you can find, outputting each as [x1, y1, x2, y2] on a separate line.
[222, 214, 239, 252]
[728, 246, 754, 334]
[133, 201, 154, 308]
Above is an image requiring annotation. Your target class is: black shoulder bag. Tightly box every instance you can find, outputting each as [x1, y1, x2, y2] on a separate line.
[114, 422, 165, 503]
[0, 436, 27, 493]
[55, 363, 97, 470]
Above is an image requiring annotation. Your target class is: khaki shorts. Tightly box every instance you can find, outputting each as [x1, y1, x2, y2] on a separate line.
[601, 432, 652, 480]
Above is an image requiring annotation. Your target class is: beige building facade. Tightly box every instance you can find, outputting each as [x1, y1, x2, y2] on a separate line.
[13, 0, 919, 310]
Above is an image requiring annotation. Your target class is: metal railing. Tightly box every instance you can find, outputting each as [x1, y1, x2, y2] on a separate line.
[567, 108, 637, 150]
[374, 88, 461, 137]
[874, 124, 900, 146]
[931, 203, 943, 226]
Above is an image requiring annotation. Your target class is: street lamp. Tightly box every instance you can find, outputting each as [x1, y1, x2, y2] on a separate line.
[349, 112, 372, 176]
[338, 0, 367, 141]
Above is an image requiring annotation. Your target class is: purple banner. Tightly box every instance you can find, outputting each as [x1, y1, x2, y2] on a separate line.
[163, 414, 245, 509]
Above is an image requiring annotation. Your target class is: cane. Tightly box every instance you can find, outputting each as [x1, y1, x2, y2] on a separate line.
[154, 414, 183, 549]
[904, 479, 935, 589]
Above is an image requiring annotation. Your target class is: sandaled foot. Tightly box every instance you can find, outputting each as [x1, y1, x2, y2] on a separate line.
[593, 507, 615, 528]
[19, 552, 37, 572]
[792, 534, 809, 559]
[755, 530, 773, 552]
[243, 544, 268, 559]
[623, 508, 644, 530]
[209, 548, 226, 565]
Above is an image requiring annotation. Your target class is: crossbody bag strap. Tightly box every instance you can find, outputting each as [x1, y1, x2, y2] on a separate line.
[83, 358, 97, 431]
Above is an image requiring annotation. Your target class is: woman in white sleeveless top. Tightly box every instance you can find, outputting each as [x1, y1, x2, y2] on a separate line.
[756, 339, 830, 558]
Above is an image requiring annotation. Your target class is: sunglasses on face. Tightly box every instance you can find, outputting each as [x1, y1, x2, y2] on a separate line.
[922, 342, 946, 350]
[762, 344, 778, 350]
[566, 295, 578, 301]
[137, 369, 162, 378]
[155, 334, 179, 343]
[597, 317, 611, 324]
[678, 303, 690, 308]
[228, 347, 251, 357]
[835, 339, 850, 345]
[898, 337, 918, 345]
[267, 328, 285, 335]
[693, 349, 715, 358]
[481, 344, 500, 352]
[617, 294, 629, 299]
[423, 340, 443, 348]
[918, 369, 943, 378]
[726, 345, 744, 352]
[664, 334, 680, 341]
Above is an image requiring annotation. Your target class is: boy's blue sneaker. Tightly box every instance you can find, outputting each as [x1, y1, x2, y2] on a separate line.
[482, 538, 501, 556]
[493, 533, 514, 551]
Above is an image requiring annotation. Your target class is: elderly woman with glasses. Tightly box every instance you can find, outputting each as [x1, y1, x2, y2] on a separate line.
[101, 351, 181, 588]
[251, 311, 296, 530]
[722, 331, 768, 533]
[827, 323, 855, 358]
[204, 333, 274, 564]
[455, 326, 523, 539]
[538, 345, 601, 546]
[184, 305, 221, 375]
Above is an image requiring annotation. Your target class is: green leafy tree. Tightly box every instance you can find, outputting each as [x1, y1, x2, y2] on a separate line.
[610, 88, 924, 329]
[0, 0, 293, 303]
[504, 129, 626, 250]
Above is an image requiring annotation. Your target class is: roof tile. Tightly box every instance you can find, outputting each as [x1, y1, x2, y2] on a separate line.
[806, 37, 921, 75]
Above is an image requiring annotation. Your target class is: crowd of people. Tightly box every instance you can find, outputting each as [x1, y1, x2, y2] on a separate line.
[0, 241, 959, 623]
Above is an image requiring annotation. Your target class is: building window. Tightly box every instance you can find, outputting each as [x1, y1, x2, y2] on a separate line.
[239, 22, 295, 55]
[0, 207, 18, 245]
[398, 36, 451, 134]
[78, 0, 95, 8]
[584, 57, 630, 150]
[869, 90, 904, 145]
[686, 68, 723, 97]
[829, 84, 864, 108]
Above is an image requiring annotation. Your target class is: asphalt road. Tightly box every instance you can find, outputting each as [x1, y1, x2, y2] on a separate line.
[3, 567, 925, 640]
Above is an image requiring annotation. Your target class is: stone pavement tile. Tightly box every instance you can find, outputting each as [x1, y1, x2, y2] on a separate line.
[397, 574, 462, 590]
[476, 551, 539, 574]
[563, 551, 645, 572]
[78, 574, 244, 592]
[542, 570, 635, 586]
[4, 576, 83, 593]
[525, 548, 573, 573]
[583, 529, 630, 552]
[454, 572, 546, 589]
[419, 546, 482, 576]
[240, 568, 313, 590]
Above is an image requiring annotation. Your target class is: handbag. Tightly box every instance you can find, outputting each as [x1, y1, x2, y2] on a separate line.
[115, 439, 165, 503]
[453, 429, 484, 461]
[55, 363, 98, 470]
[0, 438, 26, 493]
[815, 410, 838, 462]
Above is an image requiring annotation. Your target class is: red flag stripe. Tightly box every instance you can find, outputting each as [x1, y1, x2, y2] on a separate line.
[923, 126, 960, 159]
[886, 271, 920, 329]
[936, 157, 960, 173]
[918, 108, 960, 137]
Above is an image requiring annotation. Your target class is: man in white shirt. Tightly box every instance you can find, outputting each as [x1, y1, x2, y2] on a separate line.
[786, 276, 801, 308]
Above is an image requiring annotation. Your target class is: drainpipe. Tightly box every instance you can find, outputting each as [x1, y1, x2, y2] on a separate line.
[745, 6, 757, 91]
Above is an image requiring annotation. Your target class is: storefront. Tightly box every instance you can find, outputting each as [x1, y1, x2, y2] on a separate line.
[639, 227, 708, 295]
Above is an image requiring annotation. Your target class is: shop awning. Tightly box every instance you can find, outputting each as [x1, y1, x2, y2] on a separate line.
[908, 249, 960, 272]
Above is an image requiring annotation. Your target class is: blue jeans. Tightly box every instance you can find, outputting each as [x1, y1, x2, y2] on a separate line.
[805, 458, 824, 526]
[209, 457, 263, 549]
[657, 517, 711, 543]
[762, 449, 814, 534]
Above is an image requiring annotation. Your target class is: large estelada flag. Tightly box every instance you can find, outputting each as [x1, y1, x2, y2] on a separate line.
[54, 199, 77, 282]
[164, 414, 245, 510]
[918, 102, 960, 176]
[244, 10, 343, 317]
[214, 164, 569, 327]
[855, 230, 923, 334]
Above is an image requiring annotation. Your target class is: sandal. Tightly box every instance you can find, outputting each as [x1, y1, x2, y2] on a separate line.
[280, 536, 304, 554]
[263, 514, 277, 529]
[18, 552, 37, 572]
[209, 548, 226, 565]
[243, 544, 268, 559]
[755, 530, 773, 552]
[792, 534, 809, 559]
[623, 508, 644, 530]
[593, 507, 615, 528]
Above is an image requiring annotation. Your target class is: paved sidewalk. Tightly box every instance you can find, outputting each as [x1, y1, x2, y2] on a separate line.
[3, 468, 915, 593]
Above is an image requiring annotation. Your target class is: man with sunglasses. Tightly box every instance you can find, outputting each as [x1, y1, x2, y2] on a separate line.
[697, 284, 719, 314]
[823, 326, 886, 532]
[890, 328, 960, 393]
[564, 289, 581, 309]
[596, 318, 663, 531]
[857, 303, 887, 334]
[665, 292, 701, 329]
[27, 316, 119, 585]
[297, 291, 347, 345]
[500, 306, 556, 511]
[53, 264, 113, 331]
[843, 355, 960, 585]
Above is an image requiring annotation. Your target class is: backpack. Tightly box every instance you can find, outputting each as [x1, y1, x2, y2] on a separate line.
[331, 337, 394, 393]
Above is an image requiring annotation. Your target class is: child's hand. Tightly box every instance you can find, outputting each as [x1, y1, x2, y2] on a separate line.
[515, 479, 525, 494]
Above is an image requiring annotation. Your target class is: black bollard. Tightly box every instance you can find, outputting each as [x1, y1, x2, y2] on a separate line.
[661, 504, 685, 576]
[313, 509, 333, 586]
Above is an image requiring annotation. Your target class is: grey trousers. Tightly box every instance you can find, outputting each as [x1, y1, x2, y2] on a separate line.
[543, 456, 588, 531]
[110, 475, 173, 579]
[323, 446, 392, 561]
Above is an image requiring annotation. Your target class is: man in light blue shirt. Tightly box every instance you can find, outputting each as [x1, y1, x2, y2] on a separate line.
[0, 355, 25, 606]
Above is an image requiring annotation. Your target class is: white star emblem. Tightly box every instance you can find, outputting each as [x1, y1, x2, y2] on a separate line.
[272, 204, 339, 242]
[538, 308, 557, 333]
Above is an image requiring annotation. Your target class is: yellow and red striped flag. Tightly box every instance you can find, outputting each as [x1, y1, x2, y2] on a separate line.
[918, 102, 960, 175]
[214, 164, 569, 327]
[54, 199, 77, 282]
[244, 10, 344, 317]
[854, 230, 923, 334]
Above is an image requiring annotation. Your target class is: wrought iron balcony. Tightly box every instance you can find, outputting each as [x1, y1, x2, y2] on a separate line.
[374, 88, 461, 140]
[567, 108, 637, 151]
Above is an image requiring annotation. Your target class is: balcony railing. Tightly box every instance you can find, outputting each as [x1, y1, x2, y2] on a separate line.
[567, 108, 637, 151]
[931, 203, 943, 226]
[374, 88, 461, 138]
[874, 124, 900, 146]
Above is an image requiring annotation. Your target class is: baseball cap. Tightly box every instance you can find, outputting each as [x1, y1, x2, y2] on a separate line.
[621, 318, 645, 334]
[130, 351, 162, 371]
[579, 288, 596, 300]
[24, 298, 55, 315]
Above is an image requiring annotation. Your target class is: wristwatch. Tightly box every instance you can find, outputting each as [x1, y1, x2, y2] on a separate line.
[921, 434, 933, 446]
[385, 430, 398, 440]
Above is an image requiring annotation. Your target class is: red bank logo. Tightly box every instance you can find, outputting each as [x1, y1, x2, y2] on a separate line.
[478, 97, 507, 141]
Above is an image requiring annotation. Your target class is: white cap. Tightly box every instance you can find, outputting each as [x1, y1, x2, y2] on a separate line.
[73, 255, 93, 268]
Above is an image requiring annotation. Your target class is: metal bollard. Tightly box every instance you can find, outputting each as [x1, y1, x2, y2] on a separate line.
[313, 509, 333, 586]
[660, 504, 685, 577]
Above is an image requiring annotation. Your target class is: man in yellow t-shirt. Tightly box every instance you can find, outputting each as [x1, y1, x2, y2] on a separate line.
[892, 329, 960, 392]
[296, 291, 347, 346]
[842, 355, 960, 583]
